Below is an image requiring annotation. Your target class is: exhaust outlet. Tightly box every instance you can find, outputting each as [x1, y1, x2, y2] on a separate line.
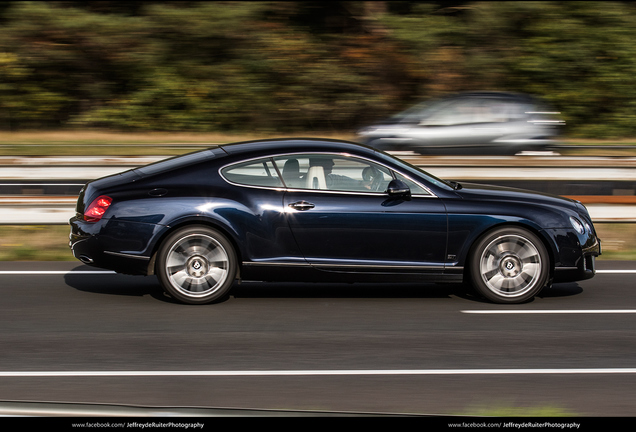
[79, 255, 94, 264]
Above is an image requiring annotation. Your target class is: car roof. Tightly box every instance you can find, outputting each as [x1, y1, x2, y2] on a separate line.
[443, 91, 537, 103]
[219, 138, 377, 157]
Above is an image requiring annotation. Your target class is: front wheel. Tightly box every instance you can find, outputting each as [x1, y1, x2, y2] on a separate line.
[156, 226, 237, 304]
[469, 227, 550, 304]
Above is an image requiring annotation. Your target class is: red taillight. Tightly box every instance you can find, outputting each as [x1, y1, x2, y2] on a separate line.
[84, 195, 113, 222]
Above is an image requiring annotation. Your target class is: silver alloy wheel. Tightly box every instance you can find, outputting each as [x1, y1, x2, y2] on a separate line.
[165, 233, 230, 299]
[478, 234, 542, 298]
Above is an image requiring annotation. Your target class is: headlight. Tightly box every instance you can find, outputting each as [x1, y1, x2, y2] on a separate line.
[570, 216, 585, 234]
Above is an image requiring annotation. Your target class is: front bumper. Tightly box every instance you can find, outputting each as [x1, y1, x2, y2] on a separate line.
[552, 231, 601, 283]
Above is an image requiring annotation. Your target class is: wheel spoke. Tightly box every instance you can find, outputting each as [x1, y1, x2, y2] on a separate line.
[171, 269, 190, 288]
[501, 278, 516, 292]
[483, 268, 499, 281]
[520, 263, 539, 279]
[521, 253, 540, 264]
[516, 271, 534, 287]
[203, 274, 219, 289]
[167, 265, 185, 277]
[203, 247, 225, 265]
[167, 251, 187, 268]
[498, 240, 515, 255]
[188, 279, 207, 293]
[209, 266, 227, 282]
[485, 247, 500, 260]
[487, 273, 506, 290]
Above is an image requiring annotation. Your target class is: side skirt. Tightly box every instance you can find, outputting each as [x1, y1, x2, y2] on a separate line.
[241, 261, 463, 284]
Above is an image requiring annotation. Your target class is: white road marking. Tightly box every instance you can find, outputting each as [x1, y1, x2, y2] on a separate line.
[462, 310, 636, 314]
[0, 183, 83, 186]
[1, 368, 636, 377]
[596, 270, 636, 273]
[0, 271, 115, 275]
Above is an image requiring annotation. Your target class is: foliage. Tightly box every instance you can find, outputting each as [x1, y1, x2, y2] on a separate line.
[1, 1, 636, 137]
[381, 1, 636, 137]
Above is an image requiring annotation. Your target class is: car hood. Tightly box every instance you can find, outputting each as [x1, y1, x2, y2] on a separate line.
[453, 182, 579, 210]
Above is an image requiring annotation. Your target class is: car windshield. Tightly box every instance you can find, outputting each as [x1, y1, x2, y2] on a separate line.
[379, 151, 455, 191]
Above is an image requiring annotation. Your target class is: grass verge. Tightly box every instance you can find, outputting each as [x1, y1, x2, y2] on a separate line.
[0, 130, 357, 156]
[0, 225, 75, 261]
[458, 403, 578, 417]
[0, 130, 634, 156]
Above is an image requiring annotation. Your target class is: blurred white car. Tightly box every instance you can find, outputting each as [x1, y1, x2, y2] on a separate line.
[357, 92, 564, 155]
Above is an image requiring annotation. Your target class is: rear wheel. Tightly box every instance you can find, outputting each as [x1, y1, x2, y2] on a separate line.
[469, 227, 549, 303]
[156, 226, 237, 304]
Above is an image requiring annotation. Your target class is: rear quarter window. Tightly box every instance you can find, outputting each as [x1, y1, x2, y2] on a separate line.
[221, 159, 283, 188]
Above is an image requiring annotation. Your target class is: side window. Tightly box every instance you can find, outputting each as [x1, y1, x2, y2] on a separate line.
[475, 99, 518, 123]
[421, 98, 514, 126]
[221, 158, 283, 188]
[394, 172, 433, 196]
[420, 99, 467, 126]
[274, 154, 393, 193]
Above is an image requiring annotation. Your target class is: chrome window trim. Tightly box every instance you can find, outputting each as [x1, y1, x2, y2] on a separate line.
[219, 151, 438, 198]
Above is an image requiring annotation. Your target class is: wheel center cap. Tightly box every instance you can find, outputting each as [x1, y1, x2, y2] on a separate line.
[500, 256, 522, 277]
[187, 256, 208, 278]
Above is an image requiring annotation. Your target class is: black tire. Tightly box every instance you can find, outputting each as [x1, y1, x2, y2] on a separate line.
[469, 227, 549, 304]
[156, 226, 237, 304]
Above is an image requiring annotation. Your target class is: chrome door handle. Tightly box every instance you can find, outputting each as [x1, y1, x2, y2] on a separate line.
[288, 201, 315, 211]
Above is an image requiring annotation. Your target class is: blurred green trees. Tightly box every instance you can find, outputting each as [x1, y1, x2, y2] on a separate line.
[1, 1, 636, 137]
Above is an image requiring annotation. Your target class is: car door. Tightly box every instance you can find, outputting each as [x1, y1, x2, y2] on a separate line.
[275, 153, 448, 274]
[219, 157, 304, 265]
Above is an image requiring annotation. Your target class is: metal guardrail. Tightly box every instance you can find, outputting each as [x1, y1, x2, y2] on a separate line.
[1, 155, 636, 224]
[551, 144, 636, 150]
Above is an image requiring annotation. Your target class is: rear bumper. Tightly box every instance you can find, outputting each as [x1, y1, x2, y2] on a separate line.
[69, 215, 164, 275]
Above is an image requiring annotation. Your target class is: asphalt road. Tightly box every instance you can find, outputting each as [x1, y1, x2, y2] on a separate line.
[1, 260, 636, 416]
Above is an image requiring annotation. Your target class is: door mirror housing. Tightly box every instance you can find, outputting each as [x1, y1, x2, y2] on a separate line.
[386, 179, 411, 200]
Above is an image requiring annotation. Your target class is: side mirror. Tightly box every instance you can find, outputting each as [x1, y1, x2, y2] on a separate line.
[386, 179, 411, 200]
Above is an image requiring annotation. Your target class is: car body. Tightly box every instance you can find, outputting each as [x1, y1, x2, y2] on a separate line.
[69, 138, 599, 304]
[357, 91, 564, 155]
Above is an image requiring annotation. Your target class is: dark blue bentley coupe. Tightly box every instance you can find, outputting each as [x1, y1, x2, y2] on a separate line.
[69, 138, 600, 304]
